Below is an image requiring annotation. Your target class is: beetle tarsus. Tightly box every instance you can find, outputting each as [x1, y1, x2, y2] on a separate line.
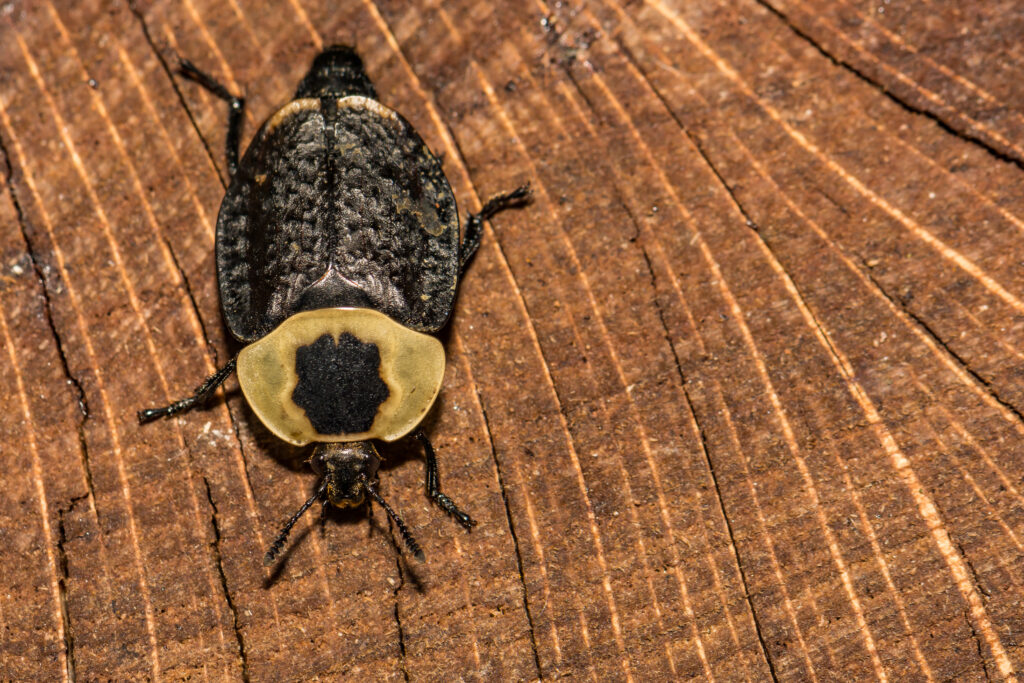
[415, 430, 477, 529]
[460, 183, 533, 272]
[434, 492, 476, 529]
[137, 356, 237, 424]
[177, 57, 246, 179]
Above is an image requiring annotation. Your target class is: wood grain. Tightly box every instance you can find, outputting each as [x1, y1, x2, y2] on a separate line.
[2, 0, 1022, 680]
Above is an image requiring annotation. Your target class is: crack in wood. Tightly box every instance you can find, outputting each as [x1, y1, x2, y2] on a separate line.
[629, 204, 781, 682]
[391, 531, 411, 683]
[753, 0, 1024, 170]
[469, 386, 545, 678]
[159, 233, 218, 361]
[0, 129, 90, 423]
[858, 259, 1024, 427]
[1, 132, 101, 677]
[55, 495, 90, 683]
[127, 1, 231, 190]
[202, 477, 251, 682]
[963, 605, 993, 682]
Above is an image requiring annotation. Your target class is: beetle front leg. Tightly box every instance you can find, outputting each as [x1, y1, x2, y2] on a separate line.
[319, 497, 330, 534]
[137, 356, 238, 423]
[459, 184, 532, 273]
[177, 58, 246, 179]
[414, 430, 476, 528]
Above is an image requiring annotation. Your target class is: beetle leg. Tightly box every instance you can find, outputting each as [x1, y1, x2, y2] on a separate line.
[137, 356, 238, 423]
[177, 58, 246, 179]
[414, 430, 476, 528]
[319, 497, 330, 533]
[459, 184, 532, 273]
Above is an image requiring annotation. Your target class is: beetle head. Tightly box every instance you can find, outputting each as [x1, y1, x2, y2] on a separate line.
[263, 439, 424, 565]
[309, 441, 381, 508]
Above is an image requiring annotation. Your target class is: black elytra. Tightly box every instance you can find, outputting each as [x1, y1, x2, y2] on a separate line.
[138, 46, 530, 567]
[217, 49, 461, 341]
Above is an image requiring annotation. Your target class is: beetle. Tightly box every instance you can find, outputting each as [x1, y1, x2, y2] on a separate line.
[139, 46, 529, 566]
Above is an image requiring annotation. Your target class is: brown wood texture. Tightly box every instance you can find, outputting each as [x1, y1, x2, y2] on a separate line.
[2, 0, 1023, 680]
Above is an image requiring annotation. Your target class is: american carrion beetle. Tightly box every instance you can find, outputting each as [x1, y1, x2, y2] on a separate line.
[139, 46, 529, 566]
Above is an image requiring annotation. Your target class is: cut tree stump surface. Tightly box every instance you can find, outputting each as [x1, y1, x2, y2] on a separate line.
[2, 0, 1023, 680]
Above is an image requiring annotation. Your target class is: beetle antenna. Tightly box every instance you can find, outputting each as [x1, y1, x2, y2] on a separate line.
[361, 476, 424, 562]
[264, 478, 329, 566]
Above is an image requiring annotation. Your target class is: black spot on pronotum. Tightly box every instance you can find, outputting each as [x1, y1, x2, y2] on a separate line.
[292, 333, 389, 433]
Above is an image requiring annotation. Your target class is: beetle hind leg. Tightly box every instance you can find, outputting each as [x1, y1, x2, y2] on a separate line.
[415, 431, 476, 529]
[177, 58, 246, 179]
[137, 356, 237, 423]
[460, 184, 532, 273]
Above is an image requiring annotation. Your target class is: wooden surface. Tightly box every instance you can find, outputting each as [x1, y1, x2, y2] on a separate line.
[2, 0, 1023, 680]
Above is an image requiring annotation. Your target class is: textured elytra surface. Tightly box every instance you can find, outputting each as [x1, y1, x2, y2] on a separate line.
[292, 332, 389, 434]
[3, 0, 1024, 681]
[218, 95, 459, 342]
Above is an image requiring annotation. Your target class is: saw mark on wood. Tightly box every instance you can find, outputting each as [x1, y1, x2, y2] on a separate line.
[552, 3, 1007, 679]
[552, 63, 749, 681]
[471, 72, 634, 682]
[688, 72, 1010, 675]
[455, 6, 757, 667]
[538, 15, 832, 676]
[626, 194, 769, 678]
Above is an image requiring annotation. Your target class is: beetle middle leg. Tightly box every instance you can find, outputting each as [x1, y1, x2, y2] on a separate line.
[177, 58, 246, 179]
[137, 356, 237, 423]
[459, 184, 532, 273]
[414, 430, 476, 528]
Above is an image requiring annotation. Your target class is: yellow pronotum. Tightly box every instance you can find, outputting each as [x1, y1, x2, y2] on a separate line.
[237, 307, 445, 446]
